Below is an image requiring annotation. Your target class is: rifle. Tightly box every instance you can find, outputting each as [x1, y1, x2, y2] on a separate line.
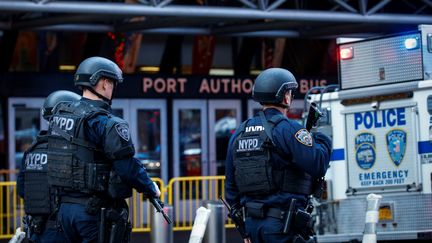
[306, 102, 326, 199]
[220, 197, 249, 239]
[305, 102, 323, 132]
[149, 197, 173, 224]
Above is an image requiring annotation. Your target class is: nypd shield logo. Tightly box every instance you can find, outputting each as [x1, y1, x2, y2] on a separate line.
[294, 129, 313, 146]
[355, 133, 376, 170]
[386, 129, 406, 166]
[115, 123, 130, 141]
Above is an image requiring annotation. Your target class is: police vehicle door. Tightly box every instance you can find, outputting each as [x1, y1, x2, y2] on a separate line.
[344, 101, 420, 193]
[8, 98, 45, 176]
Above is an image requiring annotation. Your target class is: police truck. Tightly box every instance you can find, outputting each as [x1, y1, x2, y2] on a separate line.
[308, 24, 432, 242]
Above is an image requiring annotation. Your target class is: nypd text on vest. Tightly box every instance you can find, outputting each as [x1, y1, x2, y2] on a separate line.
[237, 138, 260, 152]
[25, 153, 47, 166]
[52, 116, 75, 131]
[354, 108, 406, 130]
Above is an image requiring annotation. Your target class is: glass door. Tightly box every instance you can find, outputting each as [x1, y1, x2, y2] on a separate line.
[248, 99, 262, 118]
[173, 100, 208, 177]
[208, 100, 242, 176]
[8, 98, 45, 172]
[129, 100, 168, 182]
[111, 99, 130, 121]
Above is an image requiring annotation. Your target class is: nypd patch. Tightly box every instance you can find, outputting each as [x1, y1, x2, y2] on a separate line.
[386, 129, 406, 166]
[115, 123, 130, 141]
[355, 133, 376, 170]
[295, 129, 313, 146]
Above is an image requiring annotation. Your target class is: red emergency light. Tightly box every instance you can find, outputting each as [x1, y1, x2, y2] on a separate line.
[339, 47, 353, 60]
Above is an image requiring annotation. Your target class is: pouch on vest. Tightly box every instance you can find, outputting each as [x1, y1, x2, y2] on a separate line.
[233, 119, 275, 196]
[87, 163, 111, 192]
[24, 171, 51, 215]
[245, 202, 265, 218]
[23, 135, 52, 215]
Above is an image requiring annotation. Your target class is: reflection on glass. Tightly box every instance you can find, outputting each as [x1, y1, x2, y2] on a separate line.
[15, 108, 40, 169]
[215, 109, 237, 175]
[0, 102, 3, 140]
[0, 102, 4, 167]
[136, 109, 161, 177]
[179, 109, 201, 177]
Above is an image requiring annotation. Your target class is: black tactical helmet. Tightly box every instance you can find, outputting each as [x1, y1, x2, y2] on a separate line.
[252, 68, 298, 104]
[42, 90, 81, 120]
[74, 56, 123, 88]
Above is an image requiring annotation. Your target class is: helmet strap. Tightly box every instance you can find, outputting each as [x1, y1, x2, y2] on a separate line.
[261, 102, 290, 110]
[275, 103, 290, 110]
[88, 87, 112, 105]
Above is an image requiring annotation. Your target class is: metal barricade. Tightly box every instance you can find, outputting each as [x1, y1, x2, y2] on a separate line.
[0, 181, 24, 239]
[168, 176, 226, 230]
[0, 176, 239, 239]
[0, 170, 19, 182]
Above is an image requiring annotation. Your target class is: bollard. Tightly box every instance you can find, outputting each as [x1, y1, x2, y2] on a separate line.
[362, 193, 382, 243]
[189, 206, 212, 243]
[151, 204, 173, 243]
[203, 201, 226, 243]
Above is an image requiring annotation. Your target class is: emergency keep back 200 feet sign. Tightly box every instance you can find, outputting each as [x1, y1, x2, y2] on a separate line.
[345, 105, 418, 191]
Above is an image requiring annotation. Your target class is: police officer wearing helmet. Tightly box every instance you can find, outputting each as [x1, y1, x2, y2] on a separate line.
[17, 90, 81, 243]
[225, 68, 332, 243]
[47, 57, 160, 242]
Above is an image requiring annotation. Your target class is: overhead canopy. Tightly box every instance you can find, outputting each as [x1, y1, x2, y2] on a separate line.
[0, 0, 431, 37]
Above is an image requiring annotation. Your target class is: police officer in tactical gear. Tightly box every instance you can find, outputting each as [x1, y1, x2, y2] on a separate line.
[17, 90, 81, 243]
[225, 68, 332, 243]
[47, 56, 160, 243]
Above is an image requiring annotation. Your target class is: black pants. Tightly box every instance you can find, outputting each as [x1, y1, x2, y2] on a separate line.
[245, 216, 294, 243]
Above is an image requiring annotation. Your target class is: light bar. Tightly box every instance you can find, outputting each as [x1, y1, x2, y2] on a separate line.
[340, 47, 353, 60]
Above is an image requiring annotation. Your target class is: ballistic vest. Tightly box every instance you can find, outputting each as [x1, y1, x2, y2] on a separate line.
[47, 100, 111, 195]
[23, 132, 52, 215]
[233, 112, 314, 196]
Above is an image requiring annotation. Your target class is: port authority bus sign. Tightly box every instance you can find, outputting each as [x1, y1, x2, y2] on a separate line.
[345, 105, 418, 191]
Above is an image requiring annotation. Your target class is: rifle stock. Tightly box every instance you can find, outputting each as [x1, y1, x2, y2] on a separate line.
[220, 197, 249, 239]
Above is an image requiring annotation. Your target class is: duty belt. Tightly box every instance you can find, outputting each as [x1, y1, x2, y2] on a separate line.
[61, 196, 90, 205]
[245, 207, 286, 219]
[61, 195, 125, 212]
